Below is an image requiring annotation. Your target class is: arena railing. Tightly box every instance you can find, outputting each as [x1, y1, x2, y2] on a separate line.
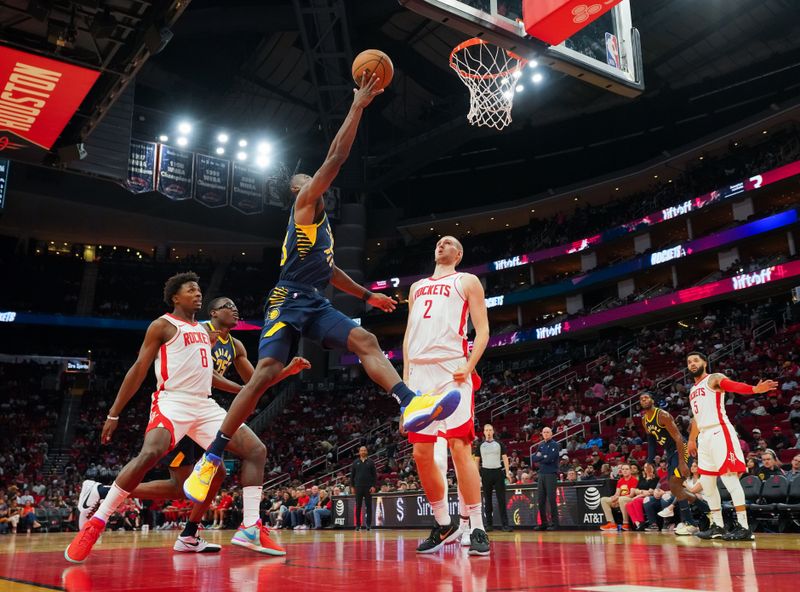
[479, 360, 570, 419]
[263, 473, 290, 490]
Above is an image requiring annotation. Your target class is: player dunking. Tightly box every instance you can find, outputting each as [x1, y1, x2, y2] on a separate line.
[638, 392, 698, 535]
[184, 74, 460, 504]
[685, 351, 778, 541]
[76, 296, 309, 553]
[65, 275, 300, 563]
[405, 236, 490, 555]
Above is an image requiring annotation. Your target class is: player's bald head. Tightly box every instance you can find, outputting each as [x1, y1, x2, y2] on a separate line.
[435, 235, 463, 265]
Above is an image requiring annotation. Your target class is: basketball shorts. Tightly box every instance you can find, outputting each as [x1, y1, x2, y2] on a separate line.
[258, 281, 359, 364]
[666, 447, 693, 479]
[146, 391, 227, 451]
[406, 358, 475, 444]
[697, 422, 746, 476]
[161, 436, 203, 469]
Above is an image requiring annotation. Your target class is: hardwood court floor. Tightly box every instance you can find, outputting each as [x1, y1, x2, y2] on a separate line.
[1, 528, 799, 591]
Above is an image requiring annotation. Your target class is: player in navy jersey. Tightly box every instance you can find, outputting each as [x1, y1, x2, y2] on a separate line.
[184, 74, 460, 504]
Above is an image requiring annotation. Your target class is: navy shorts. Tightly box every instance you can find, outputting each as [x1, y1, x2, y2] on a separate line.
[258, 281, 359, 364]
[161, 436, 202, 469]
[666, 448, 694, 479]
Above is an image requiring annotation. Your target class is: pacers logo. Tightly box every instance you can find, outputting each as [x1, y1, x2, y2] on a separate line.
[268, 308, 280, 321]
[584, 487, 601, 510]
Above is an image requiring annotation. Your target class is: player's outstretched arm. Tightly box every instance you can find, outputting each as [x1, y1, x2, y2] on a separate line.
[294, 74, 384, 225]
[707, 372, 778, 395]
[331, 265, 397, 313]
[103, 319, 170, 443]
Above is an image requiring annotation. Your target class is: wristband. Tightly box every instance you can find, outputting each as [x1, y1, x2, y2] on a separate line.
[362, 290, 373, 302]
[106, 415, 119, 421]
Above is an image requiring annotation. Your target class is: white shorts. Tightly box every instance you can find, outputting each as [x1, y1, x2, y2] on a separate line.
[697, 422, 746, 476]
[407, 358, 475, 443]
[146, 390, 227, 450]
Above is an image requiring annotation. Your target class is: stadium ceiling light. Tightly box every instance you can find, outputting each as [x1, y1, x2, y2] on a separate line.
[515, 84, 524, 92]
[215, 146, 225, 155]
[158, 134, 168, 143]
[512, 70, 522, 80]
[531, 72, 544, 84]
[176, 136, 188, 147]
[257, 142, 272, 154]
[217, 133, 229, 143]
[256, 155, 270, 168]
[528, 60, 538, 69]
[238, 139, 248, 148]
[237, 151, 248, 161]
[177, 121, 192, 134]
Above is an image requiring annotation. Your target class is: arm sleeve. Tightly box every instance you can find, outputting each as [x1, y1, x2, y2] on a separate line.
[499, 440, 507, 455]
[719, 377, 755, 394]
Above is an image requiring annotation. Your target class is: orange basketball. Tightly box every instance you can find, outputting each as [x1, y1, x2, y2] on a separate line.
[352, 49, 394, 91]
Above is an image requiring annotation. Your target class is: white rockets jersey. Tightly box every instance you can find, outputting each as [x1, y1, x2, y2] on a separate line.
[689, 374, 729, 431]
[407, 273, 469, 363]
[154, 314, 213, 397]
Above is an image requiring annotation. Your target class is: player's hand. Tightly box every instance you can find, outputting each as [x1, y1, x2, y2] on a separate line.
[101, 417, 118, 444]
[353, 72, 384, 108]
[754, 379, 779, 394]
[678, 461, 690, 478]
[286, 357, 311, 376]
[453, 365, 472, 383]
[687, 440, 697, 458]
[368, 292, 397, 313]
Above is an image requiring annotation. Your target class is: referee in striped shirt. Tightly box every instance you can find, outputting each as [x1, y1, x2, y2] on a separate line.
[475, 424, 513, 532]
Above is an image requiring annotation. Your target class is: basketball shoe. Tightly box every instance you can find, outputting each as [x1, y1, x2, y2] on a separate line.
[416, 519, 460, 553]
[174, 535, 222, 553]
[231, 520, 286, 556]
[402, 390, 461, 433]
[64, 516, 105, 564]
[77, 480, 102, 529]
[183, 452, 222, 503]
[468, 528, 490, 556]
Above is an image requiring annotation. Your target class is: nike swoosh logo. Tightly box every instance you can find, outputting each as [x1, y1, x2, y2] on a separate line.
[183, 540, 200, 547]
[81, 499, 92, 510]
[239, 529, 257, 541]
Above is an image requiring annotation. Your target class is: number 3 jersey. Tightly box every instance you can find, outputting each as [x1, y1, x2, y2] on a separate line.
[407, 273, 470, 364]
[154, 314, 213, 398]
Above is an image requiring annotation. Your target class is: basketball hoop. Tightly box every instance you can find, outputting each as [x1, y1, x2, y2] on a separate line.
[449, 38, 528, 131]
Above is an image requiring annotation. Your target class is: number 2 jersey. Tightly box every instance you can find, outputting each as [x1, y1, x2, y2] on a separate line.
[154, 314, 213, 398]
[407, 273, 470, 364]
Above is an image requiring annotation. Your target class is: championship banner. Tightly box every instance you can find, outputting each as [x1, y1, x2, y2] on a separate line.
[194, 154, 230, 208]
[0, 45, 100, 160]
[157, 145, 194, 201]
[231, 163, 264, 215]
[332, 481, 614, 530]
[265, 177, 286, 208]
[126, 140, 157, 193]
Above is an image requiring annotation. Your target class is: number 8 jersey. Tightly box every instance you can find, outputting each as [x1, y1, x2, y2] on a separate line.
[154, 314, 213, 398]
[407, 273, 470, 363]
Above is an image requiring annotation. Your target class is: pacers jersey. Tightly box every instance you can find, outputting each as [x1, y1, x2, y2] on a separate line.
[643, 409, 676, 454]
[154, 314, 213, 398]
[689, 374, 728, 431]
[205, 321, 236, 376]
[278, 205, 335, 290]
[407, 273, 469, 363]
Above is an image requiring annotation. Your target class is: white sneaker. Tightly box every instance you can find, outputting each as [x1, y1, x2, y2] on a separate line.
[78, 480, 102, 529]
[658, 505, 675, 518]
[675, 523, 699, 536]
[174, 535, 222, 553]
[460, 527, 472, 547]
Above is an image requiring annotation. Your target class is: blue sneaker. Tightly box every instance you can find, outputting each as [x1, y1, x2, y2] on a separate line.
[402, 390, 461, 433]
[231, 520, 286, 555]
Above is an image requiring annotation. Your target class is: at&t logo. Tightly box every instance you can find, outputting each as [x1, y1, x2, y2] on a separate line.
[584, 487, 601, 510]
[335, 499, 344, 517]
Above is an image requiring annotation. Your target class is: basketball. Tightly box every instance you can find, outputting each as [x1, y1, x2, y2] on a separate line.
[352, 49, 394, 91]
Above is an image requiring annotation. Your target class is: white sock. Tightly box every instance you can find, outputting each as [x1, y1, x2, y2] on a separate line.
[467, 502, 484, 532]
[93, 483, 129, 523]
[736, 510, 749, 529]
[458, 490, 469, 529]
[710, 509, 724, 528]
[243, 486, 262, 526]
[431, 498, 450, 526]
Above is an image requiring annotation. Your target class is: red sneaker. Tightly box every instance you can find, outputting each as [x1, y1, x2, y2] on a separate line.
[231, 520, 286, 556]
[621, 523, 631, 531]
[65, 517, 105, 563]
[599, 522, 617, 531]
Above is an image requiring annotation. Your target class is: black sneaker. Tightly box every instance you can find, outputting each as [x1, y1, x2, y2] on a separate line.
[468, 528, 490, 556]
[416, 520, 459, 554]
[722, 524, 755, 541]
[695, 524, 726, 540]
[501, 525, 513, 532]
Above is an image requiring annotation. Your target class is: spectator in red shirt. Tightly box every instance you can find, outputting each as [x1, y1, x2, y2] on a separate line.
[600, 464, 638, 531]
[212, 491, 233, 530]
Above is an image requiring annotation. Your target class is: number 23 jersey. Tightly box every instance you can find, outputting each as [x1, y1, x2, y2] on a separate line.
[407, 273, 470, 364]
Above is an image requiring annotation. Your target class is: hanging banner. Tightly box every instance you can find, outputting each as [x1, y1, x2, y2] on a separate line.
[157, 145, 193, 201]
[266, 177, 287, 208]
[325, 186, 341, 220]
[0, 45, 100, 162]
[231, 163, 264, 214]
[126, 140, 156, 193]
[193, 154, 230, 208]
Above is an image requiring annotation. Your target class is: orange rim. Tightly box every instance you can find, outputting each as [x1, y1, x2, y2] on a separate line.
[449, 38, 528, 80]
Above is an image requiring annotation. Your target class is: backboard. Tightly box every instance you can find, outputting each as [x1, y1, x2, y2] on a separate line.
[399, 0, 644, 97]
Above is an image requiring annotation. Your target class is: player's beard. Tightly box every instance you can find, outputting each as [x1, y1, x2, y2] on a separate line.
[688, 364, 706, 378]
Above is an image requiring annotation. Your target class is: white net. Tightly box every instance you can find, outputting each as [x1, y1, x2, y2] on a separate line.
[450, 39, 527, 131]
